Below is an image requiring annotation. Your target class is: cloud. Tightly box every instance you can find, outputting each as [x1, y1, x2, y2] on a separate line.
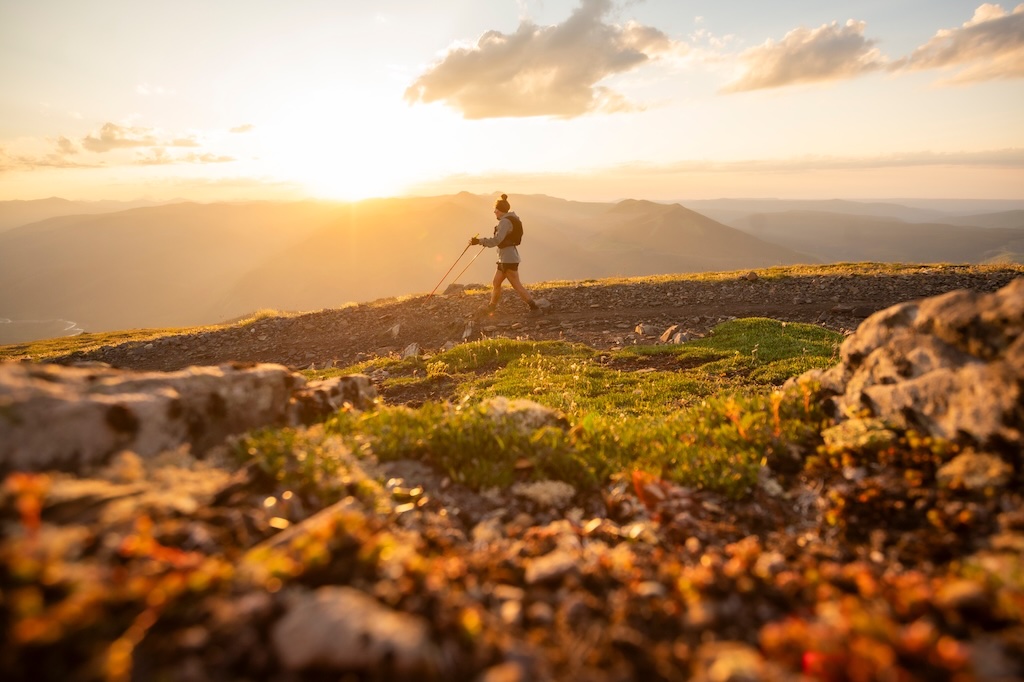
[82, 123, 205, 153]
[722, 19, 887, 92]
[135, 149, 235, 166]
[405, 0, 678, 118]
[892, 3, 1024, 83]
[82, 123, 159, 152]
[230, 124, 255, 133]
[650, 148, 1024, 173]
[0, 147, 98, 173]
[56, 136, 78, 156]
[186, 153, 234, 164]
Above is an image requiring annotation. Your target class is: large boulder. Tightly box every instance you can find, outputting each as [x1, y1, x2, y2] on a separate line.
[801, 277, 1023, 453]
[0, 362, 376, 474]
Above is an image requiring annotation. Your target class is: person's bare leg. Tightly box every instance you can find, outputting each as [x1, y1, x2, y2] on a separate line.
[505, 270, 538, 308]
[489, 269, 506, 309]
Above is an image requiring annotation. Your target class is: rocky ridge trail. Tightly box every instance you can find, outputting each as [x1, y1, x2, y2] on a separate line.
[45, 266, 1020, 375]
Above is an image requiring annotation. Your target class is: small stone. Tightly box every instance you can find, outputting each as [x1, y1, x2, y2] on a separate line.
[526, 601, 554, 625]
[821, 418, 897, 453]
[477, 661, 529, 682]
[271, 586, 436, 673]
[937, 451, 1012, 490]
[693, 641, 765, 682]
[524, 549, 576, 584]
[659, 325, 680, 343]
[935, 579, 989, 613]
[511, 480, 576, 509]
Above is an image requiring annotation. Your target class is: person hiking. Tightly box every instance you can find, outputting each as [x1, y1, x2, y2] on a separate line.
[470, 193, 542, 316]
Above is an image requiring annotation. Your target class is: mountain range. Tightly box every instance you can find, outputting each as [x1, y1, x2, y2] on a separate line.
[1, 193, 1022, 344]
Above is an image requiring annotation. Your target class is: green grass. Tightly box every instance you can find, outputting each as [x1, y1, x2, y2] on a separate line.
[314, 318, 840, 419]
[240, 318, 840, 500]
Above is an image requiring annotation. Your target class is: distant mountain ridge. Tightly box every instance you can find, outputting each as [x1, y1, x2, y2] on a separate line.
[732, 210, 1024, 264]
[1, 193, 1021, 343]
[0, 197, 165, 233]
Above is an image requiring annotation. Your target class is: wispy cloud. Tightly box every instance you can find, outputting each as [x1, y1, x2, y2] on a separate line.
[0, 146, 99, 173]
[82, 123, 205, 153]
[82, 123, 159, 152]
[891, 3, 1024, 84]
[409, 148, 1024, 193]
[722, 20, 887, 93]
[230, 124, 255, 133]
[405, 0, 680, 118]
[184, 152, 234, 164]
[135, 149, 235, 166]
[55, 136, 79, 156]
[1, 122, 235, 173]
[653, 148, 1024, 172]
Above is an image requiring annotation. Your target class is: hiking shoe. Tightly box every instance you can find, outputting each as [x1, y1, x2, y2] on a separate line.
[475, 304, 496, 318]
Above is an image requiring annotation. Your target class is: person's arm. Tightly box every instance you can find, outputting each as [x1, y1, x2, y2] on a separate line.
[476, 218, 511, 247]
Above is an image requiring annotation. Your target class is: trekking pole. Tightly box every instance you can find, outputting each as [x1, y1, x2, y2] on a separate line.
[448, 246, 486, 289]
[425, 235, 478, 300]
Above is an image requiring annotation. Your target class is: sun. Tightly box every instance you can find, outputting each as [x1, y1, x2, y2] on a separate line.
[269, 131, 407, 201]
[296, 162, 405, 202]
[261, 91, 424, 201]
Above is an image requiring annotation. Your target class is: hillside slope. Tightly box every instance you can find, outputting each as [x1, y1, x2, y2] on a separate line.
[0, 195, 811, 338]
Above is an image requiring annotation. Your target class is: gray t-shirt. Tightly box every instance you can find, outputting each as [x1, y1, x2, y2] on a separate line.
[477, 211, 521, 264]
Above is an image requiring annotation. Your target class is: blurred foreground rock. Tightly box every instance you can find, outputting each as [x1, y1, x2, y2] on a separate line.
[0, 362, 375, 474]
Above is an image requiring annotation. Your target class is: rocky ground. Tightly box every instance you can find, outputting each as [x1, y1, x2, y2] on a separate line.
[44, 266, 1015, 376]
[3, 265, 1023, 681]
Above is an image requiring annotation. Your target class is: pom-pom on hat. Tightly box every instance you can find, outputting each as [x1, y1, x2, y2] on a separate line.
[495, 193, 511, 213]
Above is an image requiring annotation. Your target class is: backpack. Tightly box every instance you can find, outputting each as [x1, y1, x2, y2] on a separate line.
[498, 214, 523, 248]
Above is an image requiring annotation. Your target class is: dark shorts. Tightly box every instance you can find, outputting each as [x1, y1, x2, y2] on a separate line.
[496, 262, 519, 272]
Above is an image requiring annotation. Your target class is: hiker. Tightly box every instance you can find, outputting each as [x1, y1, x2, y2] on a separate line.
[470, 193, 542, 315]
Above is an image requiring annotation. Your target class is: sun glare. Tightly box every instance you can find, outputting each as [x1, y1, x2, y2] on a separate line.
[262, 91, 433, 201]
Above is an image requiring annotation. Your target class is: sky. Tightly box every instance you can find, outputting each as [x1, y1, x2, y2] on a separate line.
[1, 0, 1023, 203]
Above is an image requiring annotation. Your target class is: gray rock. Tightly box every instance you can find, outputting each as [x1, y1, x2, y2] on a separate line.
[0, 363, 376, 474]
[659, 325, 680, 343]
[691, 641, 765, 682]
[936, 450, 1013, 491]
[0, 362, 299, 473]
[290, 374, 377, 425]
[806, 278, 1024, 453]
[480, 397, 570, 432]
[271, 586, 437, 674]
[524, 549, 576, 584]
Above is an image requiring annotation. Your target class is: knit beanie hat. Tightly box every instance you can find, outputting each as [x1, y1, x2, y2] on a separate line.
[495, 193, 511, 213]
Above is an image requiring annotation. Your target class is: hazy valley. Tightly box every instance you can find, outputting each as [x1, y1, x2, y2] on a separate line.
[1, 193, 1022, 344]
